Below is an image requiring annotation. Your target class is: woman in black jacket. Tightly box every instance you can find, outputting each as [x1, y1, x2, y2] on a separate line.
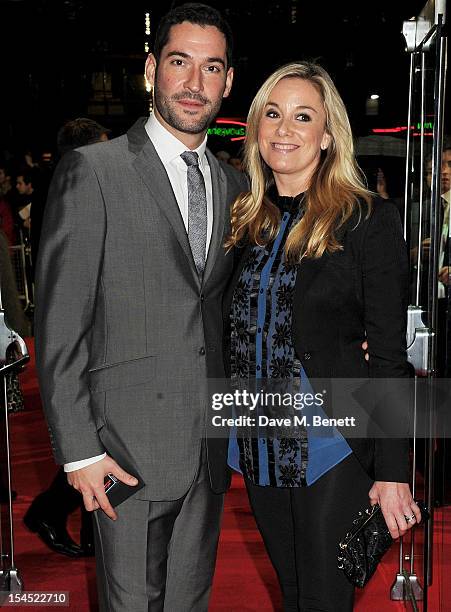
[223, 61, 421, 611]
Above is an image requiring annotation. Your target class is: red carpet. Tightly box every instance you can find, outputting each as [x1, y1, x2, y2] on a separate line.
[6, 341, 450, 610]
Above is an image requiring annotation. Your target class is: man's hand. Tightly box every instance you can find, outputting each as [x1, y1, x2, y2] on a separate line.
[362, 340, 369, 362]
[439, 266, 451, 286]
[368, 481, 422, 539]
[67, 456, 138, 520]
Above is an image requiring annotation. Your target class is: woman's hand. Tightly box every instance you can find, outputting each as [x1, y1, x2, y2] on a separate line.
[368, 481, 422, 539]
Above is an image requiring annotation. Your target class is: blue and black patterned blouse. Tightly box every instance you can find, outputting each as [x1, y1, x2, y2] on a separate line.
[228, 189, 352, 487]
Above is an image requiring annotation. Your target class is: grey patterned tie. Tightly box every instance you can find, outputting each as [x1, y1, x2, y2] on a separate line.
[181, 151, 207, 276]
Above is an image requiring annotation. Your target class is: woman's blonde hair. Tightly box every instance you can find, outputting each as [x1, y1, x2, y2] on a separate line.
[225, 61, 371, 260]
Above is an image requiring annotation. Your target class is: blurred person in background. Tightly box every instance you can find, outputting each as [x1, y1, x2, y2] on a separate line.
[0, 192, 16, 245]
[422, 144, 451, 505]
[436, 145, 450, 301]
[0, 162, 29, 417]
[376, 167, 390, 199]
[416, 144, 451, 375]
[23, 149, 40, 169]
[30, 118, 111, 268]
[15, 168, 36, 238]
[56, 117, 111, 156]
[0, 162, 13, 198]
[0, 163, 16, 244]
[358, 160, 404, 218]
[0, 230, 29, 412]
[228, 155, 244, 172]
[215, 148, 231, 162]
[14, 167, 43, 292]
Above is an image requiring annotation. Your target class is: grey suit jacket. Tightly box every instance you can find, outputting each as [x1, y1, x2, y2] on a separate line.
[34, 117, 247, 500]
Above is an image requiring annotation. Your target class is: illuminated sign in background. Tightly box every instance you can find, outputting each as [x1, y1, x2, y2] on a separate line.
[208, 118, 247, 141]
[209, 119, 435, 141]
[372, 121, 434, 136]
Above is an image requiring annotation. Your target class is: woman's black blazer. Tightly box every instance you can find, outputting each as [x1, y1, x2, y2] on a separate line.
[224, 196, 411, 483]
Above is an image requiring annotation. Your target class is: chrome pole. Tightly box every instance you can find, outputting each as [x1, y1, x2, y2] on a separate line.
[404, 53, 415, 242]
[425, 15, 447, 590]
[415, 53, 427, 306]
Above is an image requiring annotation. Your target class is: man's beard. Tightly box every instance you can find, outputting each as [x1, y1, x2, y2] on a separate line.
[154, 89, 223, 135]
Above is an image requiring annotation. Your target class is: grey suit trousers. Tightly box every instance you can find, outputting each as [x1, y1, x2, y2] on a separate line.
[93, 446, 224, 612]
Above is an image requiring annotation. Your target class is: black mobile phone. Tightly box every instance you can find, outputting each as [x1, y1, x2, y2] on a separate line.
[104, 472, 145, 508]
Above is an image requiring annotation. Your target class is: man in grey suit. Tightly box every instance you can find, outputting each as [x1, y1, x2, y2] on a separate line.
[34, 3, 247, 610]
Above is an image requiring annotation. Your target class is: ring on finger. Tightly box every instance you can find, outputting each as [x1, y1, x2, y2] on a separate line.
[404, 513, 416, 523]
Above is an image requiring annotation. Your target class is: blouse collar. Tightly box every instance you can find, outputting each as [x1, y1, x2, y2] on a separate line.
[268, 184, 305, 214]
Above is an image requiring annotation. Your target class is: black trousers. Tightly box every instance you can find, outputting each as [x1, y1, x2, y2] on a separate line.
[245, 454, 373, 612]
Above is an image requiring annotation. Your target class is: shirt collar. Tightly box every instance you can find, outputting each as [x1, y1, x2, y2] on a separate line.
[442, 190, 451, 206]
[144, 113, 208, 169]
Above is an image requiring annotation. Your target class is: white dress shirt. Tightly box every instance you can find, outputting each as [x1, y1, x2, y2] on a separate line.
[65, 113, 214, 472]
[144, 113, 214, 254]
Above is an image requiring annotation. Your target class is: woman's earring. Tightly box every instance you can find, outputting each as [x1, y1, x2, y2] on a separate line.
[321, 134, 331, 151]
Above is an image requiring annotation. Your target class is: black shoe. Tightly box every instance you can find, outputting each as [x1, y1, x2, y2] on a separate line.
[23, 508, 84, 558]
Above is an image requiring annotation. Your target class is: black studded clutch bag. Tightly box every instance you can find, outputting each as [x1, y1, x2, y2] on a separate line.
[337, 501, 429, 588]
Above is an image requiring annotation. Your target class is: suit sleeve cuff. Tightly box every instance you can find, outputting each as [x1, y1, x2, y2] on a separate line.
[64, 453, 107, 472]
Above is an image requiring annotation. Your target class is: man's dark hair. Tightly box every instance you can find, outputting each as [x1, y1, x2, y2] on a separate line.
[57, 118, 111, 156]
[153, 3, 233, 69]
[17, 167, 37, 187]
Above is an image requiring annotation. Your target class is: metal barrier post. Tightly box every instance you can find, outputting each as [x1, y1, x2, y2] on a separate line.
[0, 290, 29, 601]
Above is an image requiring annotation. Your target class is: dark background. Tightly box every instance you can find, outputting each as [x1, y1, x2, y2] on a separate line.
[0, 0, 447, 160]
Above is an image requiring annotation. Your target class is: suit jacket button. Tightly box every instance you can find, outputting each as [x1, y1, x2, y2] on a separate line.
[199, 347, 206, 355]
[304, 352, 311, 360]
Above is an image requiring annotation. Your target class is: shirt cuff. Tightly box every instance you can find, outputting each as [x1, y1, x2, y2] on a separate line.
[64, 453, 107, 472]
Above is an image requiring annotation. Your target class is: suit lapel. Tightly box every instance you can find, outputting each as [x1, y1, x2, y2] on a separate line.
[128, 119, 199, 286]
[202, 150, 228, 286]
